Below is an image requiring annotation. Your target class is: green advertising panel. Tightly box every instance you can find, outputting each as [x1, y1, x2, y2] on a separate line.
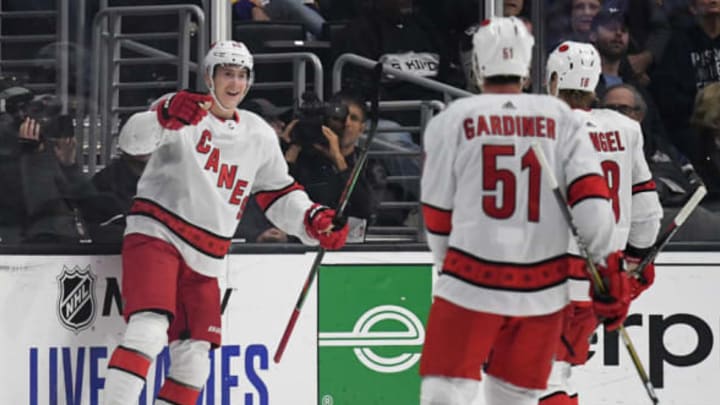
[318, 264, 433, 405]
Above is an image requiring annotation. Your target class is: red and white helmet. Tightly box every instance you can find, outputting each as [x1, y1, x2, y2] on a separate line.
[203, 40, 254, 109]
[471, 16, 534, 86]
[546, 41, 601, 95]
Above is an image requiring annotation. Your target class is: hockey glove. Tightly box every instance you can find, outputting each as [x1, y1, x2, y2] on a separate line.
[625, 253, 655, 300]
[157, 90, 213, 130]
[590, 250, 632, 331]
[558, 302, 599, 365]
[304, 204, 348, 250]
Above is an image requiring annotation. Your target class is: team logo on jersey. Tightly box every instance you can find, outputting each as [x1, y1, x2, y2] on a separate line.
[57, 265, 97, 333]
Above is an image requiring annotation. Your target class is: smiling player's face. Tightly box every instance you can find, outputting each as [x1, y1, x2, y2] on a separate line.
[209, 65, 249, 117]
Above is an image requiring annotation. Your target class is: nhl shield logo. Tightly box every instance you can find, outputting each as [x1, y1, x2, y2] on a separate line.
[57, 265, 97, 332]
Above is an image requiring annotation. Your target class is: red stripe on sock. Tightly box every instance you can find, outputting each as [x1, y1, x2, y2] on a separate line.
[157, 378, 202, 405]
[108, 346, 152, 379]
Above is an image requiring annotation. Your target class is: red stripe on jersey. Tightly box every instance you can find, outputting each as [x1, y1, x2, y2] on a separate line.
[129, 198, 231, 258]
[632, 179, 657, 194]
[108, 346, 152, 380]
[443, 248, 584, 291]
[255, 182, 305, 212]
[567, 174, 610, 207]
[157, 377, 202, 405]
[567, 257, 589, 280]
[422, 204, 452, 235]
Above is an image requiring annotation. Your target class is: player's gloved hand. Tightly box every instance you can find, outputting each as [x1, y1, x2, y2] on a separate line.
[590, 250, 632, 331]
[304, 204, 348, 250]
[157, 90, 213, 130]
[625, 253, 655, 300]
[559, 301, 598, 364]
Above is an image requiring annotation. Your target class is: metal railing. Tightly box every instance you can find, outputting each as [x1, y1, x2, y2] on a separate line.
[253, 52, 324, 102]
[329, 54, 474, 242]
[332, 53, 473, 101]
[88, 4, 206, 173]
[363, 100, 445, 242]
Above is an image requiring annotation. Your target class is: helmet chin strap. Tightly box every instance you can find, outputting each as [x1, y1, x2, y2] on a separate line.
[208, 80, 233, 112]
[208, 78, 249, 114]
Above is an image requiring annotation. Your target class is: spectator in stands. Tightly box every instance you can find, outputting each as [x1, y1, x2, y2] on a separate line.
[590, 8, 634, 92]
[611, 0, 671, 87]
[12, 94, 123, 243]
[603, 83, 702, 205]
[0, 85, 32, 243]
[590, 9, 675, 165]
[232, 0, 271, 21]
[92, 112, 163, 214]
[232, 0, 330, 38]
[264, 0, 327, 37]
[570, 0, 603, 41]
[689, 81, 720, 204]
[650, 0, 720, 159]
[546, 0, 603, 50]
[601, 83, 720, 241]
[284, 90, 381, 229]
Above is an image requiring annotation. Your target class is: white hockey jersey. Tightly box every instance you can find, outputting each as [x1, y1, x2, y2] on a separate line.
[125, 110, 317, 278]
[567, 108, 663, 301]
[421, 94, 616, 316]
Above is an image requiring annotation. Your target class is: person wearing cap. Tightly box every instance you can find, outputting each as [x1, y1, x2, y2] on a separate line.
[92, 112, 163, 214]
[590, 7, 634, 91]
[607, 0, 671, 87]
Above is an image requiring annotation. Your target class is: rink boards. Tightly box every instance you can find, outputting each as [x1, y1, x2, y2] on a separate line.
[0, 250, 718, 405]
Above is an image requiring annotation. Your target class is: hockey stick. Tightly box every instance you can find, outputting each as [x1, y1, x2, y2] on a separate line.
[530, 143, 660, 404]
[632, 185, 707, 279]
[273, 63, 384, 364]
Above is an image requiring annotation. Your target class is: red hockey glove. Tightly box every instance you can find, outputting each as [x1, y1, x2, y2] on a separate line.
[558, 302, 599, 365]
[157, 90, 213, 130]
[304, 204, 349, 250]
[626, 253, 655, 300]
[590, 250, 632, 331]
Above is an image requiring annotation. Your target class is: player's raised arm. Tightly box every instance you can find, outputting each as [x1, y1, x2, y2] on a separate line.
[156, 90, 213, 130]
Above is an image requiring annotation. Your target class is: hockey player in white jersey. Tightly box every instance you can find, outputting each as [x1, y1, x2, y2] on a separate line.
[418, 17, 631, 405]
[103, 40, 349, 405]
[538, 41, 663, 405]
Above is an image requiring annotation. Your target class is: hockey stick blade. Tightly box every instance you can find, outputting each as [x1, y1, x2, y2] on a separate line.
[274, 62, 385, 364]
[531, 142, 660, 404]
